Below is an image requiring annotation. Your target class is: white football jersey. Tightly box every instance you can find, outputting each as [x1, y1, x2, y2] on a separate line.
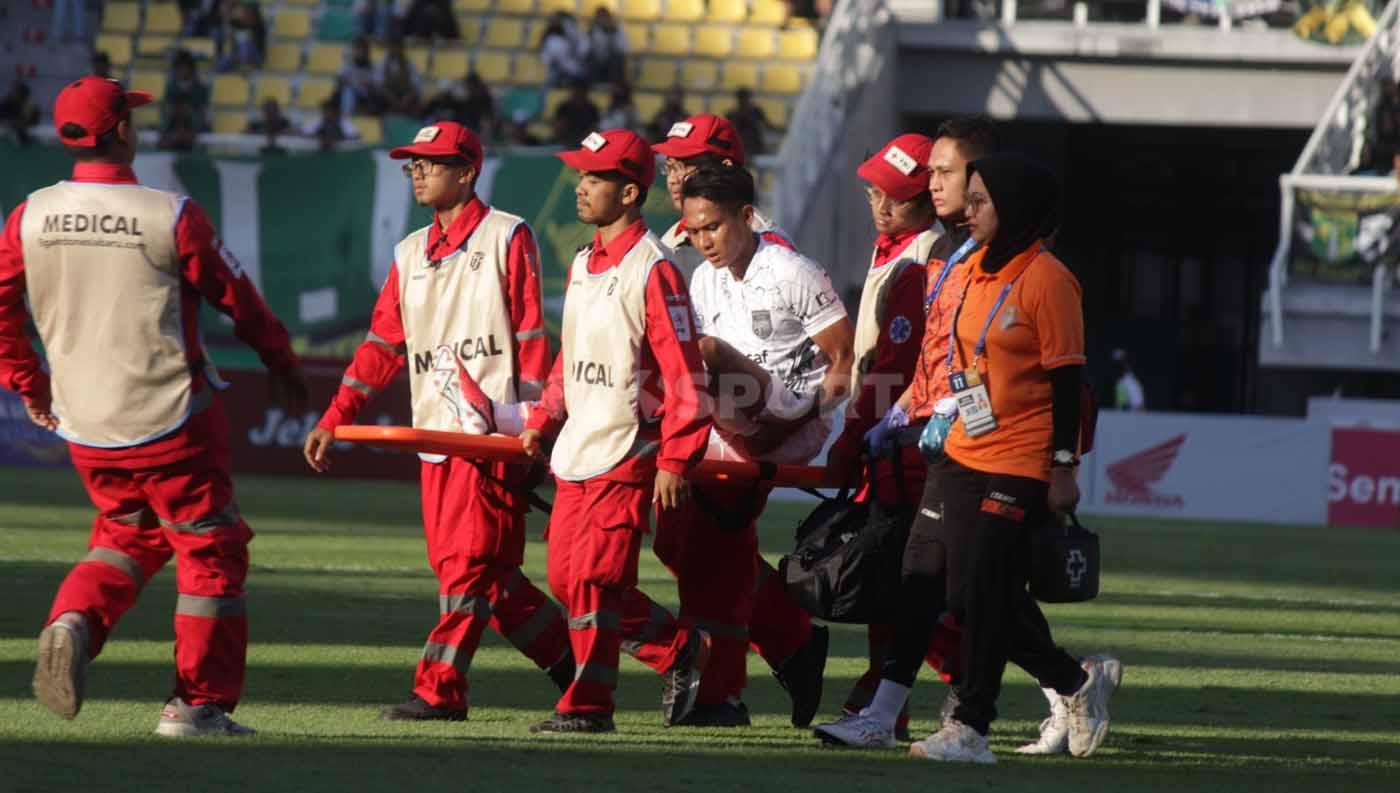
[690, 238, 847, 399]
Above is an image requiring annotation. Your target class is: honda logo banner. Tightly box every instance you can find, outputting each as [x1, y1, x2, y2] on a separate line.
[1083, 412, 1329, 525]
[1328, 427, 1400, 529]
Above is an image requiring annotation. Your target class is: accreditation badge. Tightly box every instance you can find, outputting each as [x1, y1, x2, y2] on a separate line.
[949, 369, 997, 438]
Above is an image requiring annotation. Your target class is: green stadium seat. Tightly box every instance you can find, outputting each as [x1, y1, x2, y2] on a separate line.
[319, 9, 358, 41]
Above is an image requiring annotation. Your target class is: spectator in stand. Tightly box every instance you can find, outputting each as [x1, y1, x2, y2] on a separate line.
[422, 71, 497, 134]
[539, 12, 590, 88]
[304, 99, 361, 152]
[356, 0, 402, 40]
[377, 38, 423, 117]
[216, 1, 267, 72]
[552, 79, 599, 146]
[1371, 79, 1400, 167]
[726, 87, 775, 156]
[504, 109, 542, 146]
[338, 36, 379, 116]
[401, 0, 459, 41]
[599, 83, 638, 133]
[50, 0, 87, 43]
[245, 97, 292, 136]
[0, 80, 41, 146]
[648, 86, 688, 142]
[164, 50, 211, 133]
[159, 99, 202, 151]
[586, 7, 629, 85]
[91, 51, 113, 79]
[1111, 349, 1146, 411]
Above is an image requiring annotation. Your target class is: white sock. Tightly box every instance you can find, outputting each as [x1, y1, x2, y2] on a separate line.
[860, 680, 910, 731]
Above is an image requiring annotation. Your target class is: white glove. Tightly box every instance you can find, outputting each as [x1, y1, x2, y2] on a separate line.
[863, 403, 909, 456]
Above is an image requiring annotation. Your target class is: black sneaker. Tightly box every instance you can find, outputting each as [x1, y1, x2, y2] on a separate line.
[661, 629, 711, 727]
[529, 711, 617, 733]
[379, 695, 467, 722]
[773, 624, 828, 727]
[547, 649, 577, 694]
[672, 701, 751, 728]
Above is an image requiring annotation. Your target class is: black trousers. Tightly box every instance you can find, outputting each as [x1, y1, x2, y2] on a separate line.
[881, 456, 1084, 735]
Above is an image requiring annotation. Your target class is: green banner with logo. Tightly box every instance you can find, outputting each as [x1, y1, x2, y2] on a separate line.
[0, 142, 679, 368]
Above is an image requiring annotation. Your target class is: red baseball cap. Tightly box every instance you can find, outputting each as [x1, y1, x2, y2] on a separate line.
[557, 129, 655, 186]
[388, 121, 484, 165]
[651, 114, 746, 166]
[857, 133, 935, 202]
[53, 77, 153, 147]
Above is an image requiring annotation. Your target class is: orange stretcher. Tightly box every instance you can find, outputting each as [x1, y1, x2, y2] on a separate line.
[333, 425, 837, 489]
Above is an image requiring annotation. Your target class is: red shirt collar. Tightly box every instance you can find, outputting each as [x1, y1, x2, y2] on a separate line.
[425, 196, 489, 262]
[71, 162, 138, 184]
[872, 226, 928, 268]
[588, 217, 649, 274]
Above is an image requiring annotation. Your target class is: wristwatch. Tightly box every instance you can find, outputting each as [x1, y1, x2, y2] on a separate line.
[1051, 449, 1079, 468]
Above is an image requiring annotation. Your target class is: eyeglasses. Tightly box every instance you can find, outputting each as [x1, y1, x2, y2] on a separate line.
[965, 192, 991, 216]
[863, 185, 918, 211]
[665, 160, 697, 180]
[401, 159, 464, 178]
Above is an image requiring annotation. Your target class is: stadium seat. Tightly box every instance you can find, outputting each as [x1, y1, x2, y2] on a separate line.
[512, 53, 547, 86]
[721, 62, 759, 90]
[319, 9, 358, 41]
[634, 91, 663, 123]
[540, 0, 580, 14]
[749, 0, 788, 26]
[296, 77, 336, 109]
[181, 37, 216, 59]
[475, 51, 512, 83]
[693, 27, 732, 59]
[130, 71, 166, 103]
[777, 28, 818, 60]
[256, 76, 293, 106]
[265, 42, 302, 72]
[620, 0, 661, 21]
[664, 0, 705, 23]
[135, 35, 175, 60]
[282, 0, 318, 6]
[132, 104, 161, 128]
[528, 121, 553, 142]
[145, 4, 182, 35]
[636, 58, 677, 90]
[761, 64, 802, 94]
[706, 0, 747, 23]
[498, 0, 537, 14]
[456, 17, 482, 46]
[735, 29, 775, 60]
[95, 34, 133, 66]
[622, 23, 649, 51]
[406, 46, 431, 74]
[101, 4, 140, 34]
[273, 9, 312, 40]
[352, 115, 383, 144]
[433, 49, 470, 80]
[213, 111, 245, 135]
[453, 0, 492, 12]
[757, 97, 788, 128]
[212, 75, 251, 107]
[544, 88, 570, 118]
[708, 94, 736, 118]
[307, 43, 342, 75]
[681, 61, 718, 91]
[484, 18, 526, 49]
[651, 25, 689, 56]
[582, 0, 620, 13]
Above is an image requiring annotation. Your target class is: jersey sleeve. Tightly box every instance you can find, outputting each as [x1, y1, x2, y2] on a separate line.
[783, 254, 847, 338]
[0, 202, 50, 402]
[1032, 265, 1086, 370]
[317, 265, 408, 430]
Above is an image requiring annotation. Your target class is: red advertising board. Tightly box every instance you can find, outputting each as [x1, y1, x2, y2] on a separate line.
[1328, 427, 1400, 529]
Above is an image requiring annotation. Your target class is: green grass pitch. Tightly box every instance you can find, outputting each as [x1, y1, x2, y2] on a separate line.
[2, 466, 1399, 792]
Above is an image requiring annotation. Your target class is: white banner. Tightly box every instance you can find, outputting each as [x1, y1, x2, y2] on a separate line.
[1083, 412, 1330, 526]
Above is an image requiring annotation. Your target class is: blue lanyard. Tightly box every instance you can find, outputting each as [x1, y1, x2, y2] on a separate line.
[924, 236, 979, 314]
[946, 246, 1040, 372]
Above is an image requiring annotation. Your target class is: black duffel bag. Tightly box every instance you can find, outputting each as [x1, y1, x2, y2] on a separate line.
[1030, 512, 1100, 603]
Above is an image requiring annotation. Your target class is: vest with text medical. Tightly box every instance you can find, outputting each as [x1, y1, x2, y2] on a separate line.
[850, 225, 941, 398]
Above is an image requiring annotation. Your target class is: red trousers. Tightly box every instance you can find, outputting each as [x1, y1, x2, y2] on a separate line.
[48, 433, 249, 709]
[413, 458, 570, 710]
[546, 477, 689, 717]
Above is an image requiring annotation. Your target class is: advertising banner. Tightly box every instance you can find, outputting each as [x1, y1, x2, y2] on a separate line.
[1328, 427, 1400, 528]
[0, 387, 69, 467]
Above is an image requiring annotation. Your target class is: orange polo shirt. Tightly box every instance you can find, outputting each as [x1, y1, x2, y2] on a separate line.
[943, 244, 1084, 483]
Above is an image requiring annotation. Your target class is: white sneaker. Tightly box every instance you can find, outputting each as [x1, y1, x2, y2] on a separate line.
[33, 613, 89, 720]
[1063, 655, 1122, 757]
[155, 697, 256, 737]
[937, 687, 959, 728]
[909, 720, 996, 764]
[813, 712, 896, 748]
[1016, 686, 1069, 755]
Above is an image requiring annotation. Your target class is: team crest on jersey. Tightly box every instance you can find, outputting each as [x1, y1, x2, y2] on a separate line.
[469, 251, 485, 271]
[751, 309, 773, 340]
[889, 315, 912, 343]
[1000, 305, 1019, 330]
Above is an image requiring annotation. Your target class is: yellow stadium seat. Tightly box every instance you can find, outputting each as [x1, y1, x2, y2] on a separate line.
[272, 9, 312, 40]
[265, 42, 302, 72]
[735, 29, 775, 59]
[708, 94, 736, 118]
[680, 61, 717, 91]
[181, 37, 216, 59]
[540, 0, 579, 14]
[406, 46, 431, 73]
[453, 0, 491, 12]
[352, 115, 383, 144]
[528, 121, 553, 141]
[212, 75, 251, 107]
[432, 50, 470, 80]
[757, 97, 788, 128]
[213, 111, 245, 135]
[651, 24, 688, 56]
[693, 27, 731, 59]
[544, 88, 570, 118]
[622, 22, 649, 51]
[636, 58, 676, 90]
[101, 4, 140, 33]
[131, 104, 161, 129]
[512, 53, 547, 85]
[778, 28, 818, 60]
[620, 0, 661, 21]
[282, 0, 317, 6]
[95, 34, 133, 66]
[457, 17, 482, 45]
[307, 43, 342, 75]
[256, 76, 293, 106]
[135, 35, 175, 60]
[297, 77, 336, 109]
[130, 71, 166, 102]
[146, 4, 182, 35]
[721, 62, 758, 89]
[749, 0, 788, 26]
[474, 51, 512, 83]
[498, 0, 537, 14]
[664, 0, 704, 23]
[761, 64, 802, 94]
[706, 0, 746, 23]
[581, 0, 619, 13]
[484, 18, 526, 48]
[634, 91, 663, 123]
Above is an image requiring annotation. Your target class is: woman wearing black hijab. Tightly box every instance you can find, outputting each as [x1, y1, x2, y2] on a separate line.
[814, 154, 1120, 763]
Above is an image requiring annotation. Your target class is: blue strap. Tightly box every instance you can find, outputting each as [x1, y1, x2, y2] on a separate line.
[924, 236, 979, 314]
[946, 245, 1041, 372]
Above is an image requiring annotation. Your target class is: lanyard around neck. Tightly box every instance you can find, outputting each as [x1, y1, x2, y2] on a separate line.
[924, 236, 979, 314]
[946, 245, 1041, 372]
